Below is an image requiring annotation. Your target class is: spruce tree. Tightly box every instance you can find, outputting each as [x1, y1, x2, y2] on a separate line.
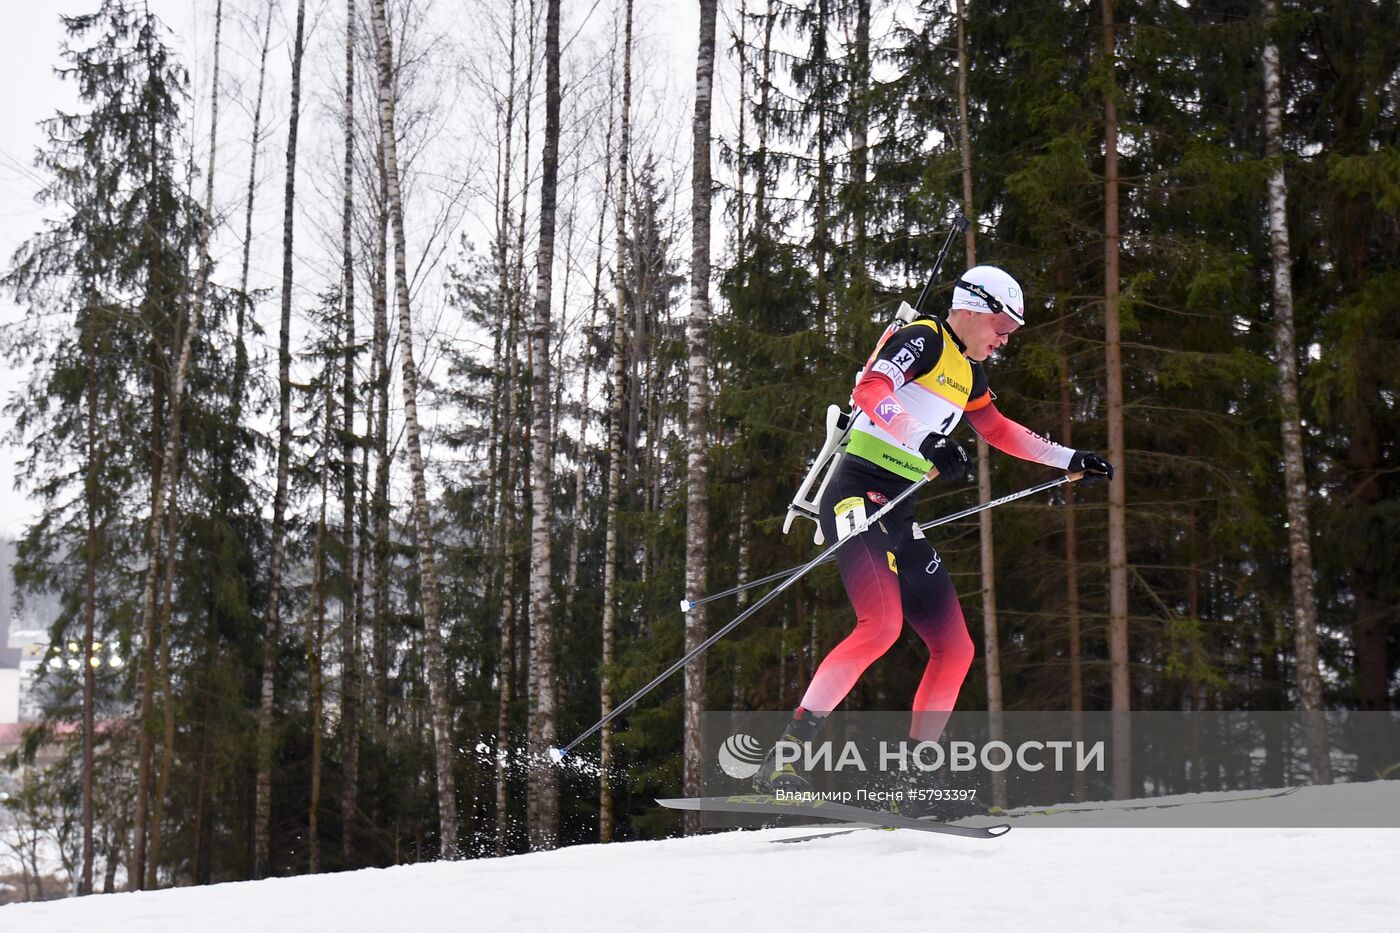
[4, 0, 196, 888]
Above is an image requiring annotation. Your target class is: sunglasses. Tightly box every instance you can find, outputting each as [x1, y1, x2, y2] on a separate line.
[954, 278, 1026, 326]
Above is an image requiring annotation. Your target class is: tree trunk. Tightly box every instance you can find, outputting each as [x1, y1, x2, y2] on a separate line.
[493, 0, 523, 857]
[733, 491, 751, 709]
[806, 0, 831, 334]
[308, 390, 332, 873]
[1058, 294, 1086, 801]
[735, 0, 748, 263]
[494, 302, 519, 854]
[494, 525, 516, 854]
[137, 0, 226, 884]
[1261, 0, 1331, 784]
[133, 274, 165, 890]
[755, 0, 774, 231]
[682, 0, 717, 836]
[235, 0, 273, 428]
[564, 93, 612, 620]
[525, 0, 562, 852]
[850, 0, 869, 260]
[956, 0, 1006, 810]
[599, 0, 634, 845]
[512, 0, 539, 361]
[191, 636, 215, 884]
[550, 177, 576, 466]
[955, 0, 975, 295]
[340, 0, 362, 861]
[352, 352, 373, 849]
[103, 808, 125, 893]
[229, 1, 270, 883]
[1101, 0, 1132, 799]
[371, 0, 459, 857]
[81, 289, 98, 896]
[371, 124, 392, 729]
[148, 449, 182, 889]
[256, 0, 307, 878]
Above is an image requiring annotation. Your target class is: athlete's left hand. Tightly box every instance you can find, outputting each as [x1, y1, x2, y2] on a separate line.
[920, 434, 971, 483]
[1069, 450, 1114, 481]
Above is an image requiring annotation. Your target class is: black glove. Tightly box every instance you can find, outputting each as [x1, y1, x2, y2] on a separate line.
[1069, 450, 1114, 481]
[919, 434, 971, 482]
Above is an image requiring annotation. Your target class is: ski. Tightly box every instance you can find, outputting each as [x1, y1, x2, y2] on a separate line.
[989, 785, 1302, 818]
[655, 794, 1011, 840]
[767, 786, 1304, 843]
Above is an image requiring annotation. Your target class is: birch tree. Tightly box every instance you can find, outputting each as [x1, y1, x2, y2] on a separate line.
[255, 0, 308, 877]
[526, 0, 562, 852]
[371, 0, 459, 857]
[599, 0, 634, 845]
[340, 0, 363, 860]
[370, 108, 393, 730]
[682, 0, 717, 834]
[489, 0, 526, 855]
[1261, 0, 1330, 783]
[234, 0, 274, 418]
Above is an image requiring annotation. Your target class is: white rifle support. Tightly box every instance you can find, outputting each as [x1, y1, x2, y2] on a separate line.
[782, 404, 850, 545]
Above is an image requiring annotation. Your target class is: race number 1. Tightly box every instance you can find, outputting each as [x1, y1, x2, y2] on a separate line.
[833, 496, 868, 541]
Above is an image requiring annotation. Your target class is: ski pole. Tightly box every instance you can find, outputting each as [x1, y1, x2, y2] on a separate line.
[680, 471, 1087, 613]
[678, 565, 799, 614]
[551, 467, 941, 762]
[915, 470, 1085, 534]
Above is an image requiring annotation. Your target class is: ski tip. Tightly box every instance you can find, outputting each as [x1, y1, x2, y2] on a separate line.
[986, 824, 1011, 837]
[680, 599, 693, 613]
[548, 746, 566, 764]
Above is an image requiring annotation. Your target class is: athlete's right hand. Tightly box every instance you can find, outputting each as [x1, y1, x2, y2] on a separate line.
[1069, 450, 1114, 481]
[919, 434, 971, 482]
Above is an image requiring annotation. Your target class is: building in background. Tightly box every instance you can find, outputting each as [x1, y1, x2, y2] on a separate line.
[2, 534, 54, 764]
[1, 609, 28, 724]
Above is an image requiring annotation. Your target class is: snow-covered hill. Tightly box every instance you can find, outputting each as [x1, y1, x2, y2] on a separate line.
[5, 782, 1398, 933]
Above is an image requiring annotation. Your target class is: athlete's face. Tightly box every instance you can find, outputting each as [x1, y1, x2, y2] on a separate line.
[950, 309, 1020, 361]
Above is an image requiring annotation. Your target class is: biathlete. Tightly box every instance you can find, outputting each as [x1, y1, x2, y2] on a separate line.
[755, 265, 1114, 797]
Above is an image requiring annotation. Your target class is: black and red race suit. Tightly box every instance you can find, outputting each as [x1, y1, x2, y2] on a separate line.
[798, 316, 1074, 740]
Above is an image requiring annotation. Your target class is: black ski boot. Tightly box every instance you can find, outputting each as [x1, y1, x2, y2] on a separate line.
[752, 709, 827, 795]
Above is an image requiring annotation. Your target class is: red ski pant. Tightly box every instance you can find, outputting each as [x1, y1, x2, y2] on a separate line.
[802, 461, 975, 741]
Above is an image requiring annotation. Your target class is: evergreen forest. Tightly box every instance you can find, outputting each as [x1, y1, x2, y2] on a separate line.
[0, 0, 1395, 894]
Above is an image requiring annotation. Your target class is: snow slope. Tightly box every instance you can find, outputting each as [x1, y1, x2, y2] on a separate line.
[4, 782, 1398, 933]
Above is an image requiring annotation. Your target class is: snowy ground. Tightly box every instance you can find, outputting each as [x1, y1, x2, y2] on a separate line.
[3, 782, 1398, 932]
